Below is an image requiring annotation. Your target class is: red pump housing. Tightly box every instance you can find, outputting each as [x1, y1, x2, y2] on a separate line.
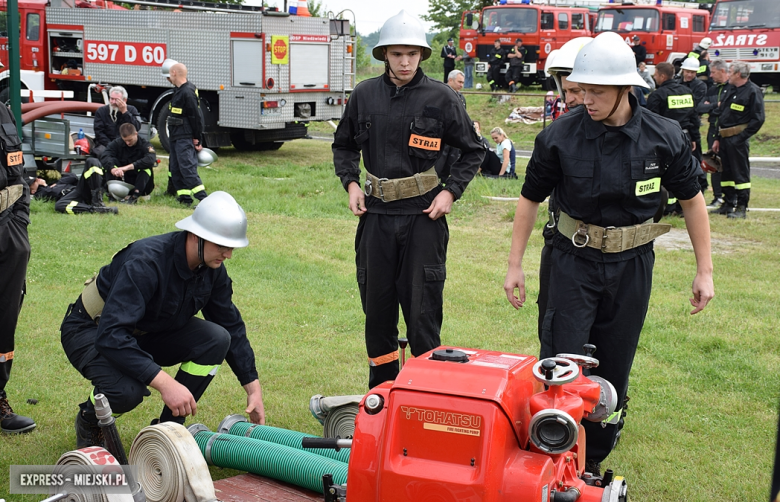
[345, 347, 627, 502]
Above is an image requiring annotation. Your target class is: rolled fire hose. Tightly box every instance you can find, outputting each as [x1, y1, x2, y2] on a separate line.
[220, 417, 351, 464]
[54, 447, 134, 502]
[128, 422, 217, 502]
[190, 429, 348, 494]
[309, 394, 362, 439]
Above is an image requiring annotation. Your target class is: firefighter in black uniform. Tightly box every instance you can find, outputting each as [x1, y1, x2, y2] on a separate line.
[164, 61, 207, 206]
[30, 174, 117, 215]
[504, 32, 713, 475]
[440, 38, 459, 84]
[696, 58, 732, 209]
[333, 10, 485, 389]
[0, 105, 36, 434]
[506, 38, 527, 92]
[101, 123, 156, 203]
[648, 62, 703, 216]
[61, 191, 265, 447]
[486, 39, 506, 91]
[92, 86, 142, 158]
[712, 61, 765, 219]
[679, 57, 708, 192]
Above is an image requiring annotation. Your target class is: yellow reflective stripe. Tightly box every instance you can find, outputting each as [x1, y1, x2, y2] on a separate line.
[168, 170, 172, 178]
[735, 182, 751, 190]
[635, 177, 661, 196]
[171, 107, 183, 114]
[698, 65, 707, 74]
[191, 184, 206, 194]
[177, 189, 192, 196]
[605, 408, 623, 424]
[180, 361, 220, 377]
[667, 197, 677, 204]
[83, 166, 103, 179]
[721, 181, 735, 187]
[687, 51, 700, 59]
[730, 103, 745, 112]
[668, 95, 693, 109]
[142, 169, 151, 176]
[66, 200, 78, 214]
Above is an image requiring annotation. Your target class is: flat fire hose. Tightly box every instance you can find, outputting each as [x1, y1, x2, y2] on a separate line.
[128, 422, 217, 502]
[55, 446, 134, 502]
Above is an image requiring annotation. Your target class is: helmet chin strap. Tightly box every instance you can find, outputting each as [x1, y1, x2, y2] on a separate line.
[606, 86, 629, 121]
[197, 236, 205, 265]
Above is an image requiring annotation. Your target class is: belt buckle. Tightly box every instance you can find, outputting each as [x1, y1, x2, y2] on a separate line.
[601, 226, 616, 252]
[377, 178, 389, 202]
[571, 223, 589, 248]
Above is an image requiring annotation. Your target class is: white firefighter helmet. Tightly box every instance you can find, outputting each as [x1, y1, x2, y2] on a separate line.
[699, 37, 712, 50]
[567, 32, 649, 88]
[475, 83, 483, 90]
[197, 147, 218, 168]
[372, 10, 432, 61]
[175, 191, 249, 248]
[161, 58, 178, 78]
[106, 180, 135, 200]
[545, 37, 594, 96]
[681, 57, 700, 72]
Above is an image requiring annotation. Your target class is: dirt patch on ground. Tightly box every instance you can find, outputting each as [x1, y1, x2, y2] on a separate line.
[654, 228, 749, 254]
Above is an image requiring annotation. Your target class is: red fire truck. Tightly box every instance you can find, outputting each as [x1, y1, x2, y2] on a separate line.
[594, 1, 711, 66]
[459, 0, 593, 86]
[0, 0, 355, 151]
[708, 0, 780, 90]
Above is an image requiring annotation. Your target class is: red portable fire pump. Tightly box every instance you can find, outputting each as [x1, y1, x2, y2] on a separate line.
[305, 345, 627, 502]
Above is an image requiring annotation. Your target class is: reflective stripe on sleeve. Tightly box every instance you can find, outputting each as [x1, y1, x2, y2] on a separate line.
[180, 362, 220, 377]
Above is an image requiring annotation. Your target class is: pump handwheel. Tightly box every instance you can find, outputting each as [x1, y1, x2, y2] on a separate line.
[532, 357, 579, 385]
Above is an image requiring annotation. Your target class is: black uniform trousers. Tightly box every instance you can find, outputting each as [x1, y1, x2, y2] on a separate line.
[104, 167, 153, 196]
[719, 135, 751, 207]
[57, 162, 103, 214]
[507, 65, 523, 87]
[169, 139, 206, 205]
[540, 246, 654, 463]
[0, 207, 30, 398]
[488, 64, 504, 90]
[443, 63, 455, 85]
[61, 296, 230, 424]
[356, 213, 448, 389]
[706, 126, 722, 198]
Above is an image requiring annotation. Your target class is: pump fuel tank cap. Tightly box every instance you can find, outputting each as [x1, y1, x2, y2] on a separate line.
[430, 348, 469, 363]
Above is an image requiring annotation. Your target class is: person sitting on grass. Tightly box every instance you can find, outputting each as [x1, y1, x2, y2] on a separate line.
[474, 121, 502, 177]
[490, 127, 517, 178]
[100, 123, 157, 204]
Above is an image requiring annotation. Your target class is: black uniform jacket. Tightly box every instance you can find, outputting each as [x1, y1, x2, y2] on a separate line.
[1, 105, 30, 222]
[33, 173, 79, 202]
[522, 95, 701, 262]
[696, 82, 732, 126]
[333, 69, 485, 214]
[168, 81, 204, 143]
[680, 76, 707, 107]
[93, 105, 142, 148]
[87, 231, 258, 386]
[441, 45, 457, 68]
[102, 136, 157, 173]
[487, 47, 506, 66]
[508, 46, 527, 67]
[716, 80, 765, 142]
[646, 80, 700, 133]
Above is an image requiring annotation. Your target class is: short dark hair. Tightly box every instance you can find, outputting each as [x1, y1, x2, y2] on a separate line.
[655, 62, 674, 79]
[516, 38, 523, 43]
[119, 123, 137, 138]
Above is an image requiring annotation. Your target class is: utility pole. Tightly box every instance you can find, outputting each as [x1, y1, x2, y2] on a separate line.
[8, 0, 23, 135]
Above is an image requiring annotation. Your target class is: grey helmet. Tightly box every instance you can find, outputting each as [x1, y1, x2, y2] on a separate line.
[545, 37, 593, 98]
[372, 10, 432, 61]
[161, 58, 178, 79]
[106, 180, 135, 200]
[175, 191, 249, 248]
[567, 32, 649, 89]
[197, 147, 218, 168]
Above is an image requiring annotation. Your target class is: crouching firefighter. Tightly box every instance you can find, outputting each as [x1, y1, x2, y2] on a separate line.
[61, 191, 265, 448]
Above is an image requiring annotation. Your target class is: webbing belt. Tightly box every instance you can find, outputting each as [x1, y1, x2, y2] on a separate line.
[719, 123, 748, 138]
[364, 167, 439, 202]
[0, 184, 23, 213]
[81, 275, 105, 322]
[557, 211, 671, 254]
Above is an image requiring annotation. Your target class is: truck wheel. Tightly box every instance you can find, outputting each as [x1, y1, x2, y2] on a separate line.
[255, 142, 283, 151]
[230, 131, 254, 151]
[156, 106, 172, 153]
[0, 87, 30, 106]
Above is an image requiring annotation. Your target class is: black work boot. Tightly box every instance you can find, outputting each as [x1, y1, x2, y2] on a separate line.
[727, 205, 747, 219]
[92, 206, 118, 215]
[585, 459, 601, 477]
[75, 402, 104, 449]
[90, 188, 105, 207]
[710, 203, 735, 215]
[0, 397, 36, 434]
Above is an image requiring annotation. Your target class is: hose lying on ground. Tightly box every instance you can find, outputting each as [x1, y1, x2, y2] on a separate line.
[224, 420, 351, 464]
[55, 447, 134, 502]
[191, 430, 348, 494]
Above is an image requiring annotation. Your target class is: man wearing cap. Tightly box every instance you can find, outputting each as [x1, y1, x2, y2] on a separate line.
[163, 61, 207, 206]
[441, 37, 460, 84]
[504, 31, 713, 475]
[631, 35, 646, 66]
[61, 191, 265, 448]
[506, 39, 527, 92]
[333, 10, 485, 389]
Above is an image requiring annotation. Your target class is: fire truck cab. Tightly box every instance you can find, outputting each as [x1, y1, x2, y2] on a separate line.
[0, 0, 355, 151]
[708, 0, 780, 90]
[460, 1, 592, 86]
[595, 2, 711, 67]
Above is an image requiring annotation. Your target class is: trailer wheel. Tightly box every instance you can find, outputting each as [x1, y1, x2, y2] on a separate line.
[156, 106, 172, 153]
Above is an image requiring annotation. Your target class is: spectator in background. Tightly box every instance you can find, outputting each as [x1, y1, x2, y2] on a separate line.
[637, 62, 655, 91]
[475, 121, 501, 177]
[447, 70, 466, 108]
[490, 127, 516, 179]
[93, 86, 142, 158]
[462, 53, 474, 89]
[441, 38, 460, 84]
[544, 91, 556, 118]
[631, 35, 646, 66]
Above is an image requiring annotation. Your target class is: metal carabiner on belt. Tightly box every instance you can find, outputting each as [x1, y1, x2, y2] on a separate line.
[364, 178, 373, 197]
[571, 222, 589, 248]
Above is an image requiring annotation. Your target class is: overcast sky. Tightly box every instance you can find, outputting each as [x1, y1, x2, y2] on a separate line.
[246, 0, 433, 35]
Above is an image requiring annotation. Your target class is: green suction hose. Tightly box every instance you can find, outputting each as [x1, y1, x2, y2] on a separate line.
[226, 421, 351, 464]
[192, 431, 348, 494]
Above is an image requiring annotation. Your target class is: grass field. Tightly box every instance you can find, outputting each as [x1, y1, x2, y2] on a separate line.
[1, 90, 779, 501]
